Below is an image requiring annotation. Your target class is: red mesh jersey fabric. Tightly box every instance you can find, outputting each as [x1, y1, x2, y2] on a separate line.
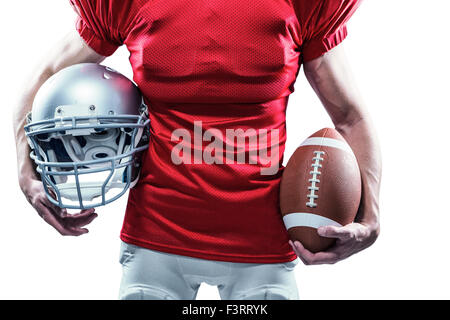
[70, 0, 361, 263]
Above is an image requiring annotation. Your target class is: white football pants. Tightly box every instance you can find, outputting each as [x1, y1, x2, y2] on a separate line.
[118, 241, 299, 300]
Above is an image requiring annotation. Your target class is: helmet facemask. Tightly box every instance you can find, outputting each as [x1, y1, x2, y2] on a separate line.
[26, 109, 149, 209]
[25, 63, 151, 209]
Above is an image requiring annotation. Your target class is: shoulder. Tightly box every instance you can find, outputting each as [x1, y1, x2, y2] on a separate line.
[291, 0, 362, 17]
[70, 0, 150, 33]
[69, 0, 149, 19]
[290, 0, 363, 28]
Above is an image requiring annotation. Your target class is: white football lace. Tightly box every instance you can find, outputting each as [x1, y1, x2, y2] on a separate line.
[306, 151, 325, 208]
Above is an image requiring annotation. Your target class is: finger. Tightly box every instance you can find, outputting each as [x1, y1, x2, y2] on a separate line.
[61, 209, 96, 221]
[63, 210, 98, 228]
[43, 188, 68, 215]
[304, 250, 341, 265]
[36, 202, 86, 236]
[35, 202, 65, 232]
[293, 241, 341, 265]
[289, 240, 309, 265]
[288, 240, 300, 257]
[42, 197, 67, 218]
[66, 226, 89, 235]
[293, 241, 317, 265]
[38, 186, 67, 217]
[46, 205, 96, 233]
[43, 189, 95, 219]
[317, 225, 354, 241]
[69, 208, 96, 218]
[80, 208, 96, 214]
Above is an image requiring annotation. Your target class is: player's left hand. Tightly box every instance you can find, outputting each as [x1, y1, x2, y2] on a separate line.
[289, 222, 379, 265]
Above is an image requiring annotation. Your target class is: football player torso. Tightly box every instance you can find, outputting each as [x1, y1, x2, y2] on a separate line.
[71, 0, 361, 262]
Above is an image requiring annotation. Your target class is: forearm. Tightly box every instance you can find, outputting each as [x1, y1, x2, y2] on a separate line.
[335, 113, 381, 232]
[304, 46, 381, 233]
[12, 30, 105, 190]
[13, 66, 54, 186]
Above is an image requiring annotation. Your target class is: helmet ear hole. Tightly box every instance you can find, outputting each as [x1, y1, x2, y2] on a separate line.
[84, 146, 117, 162]
[95, 153, 108, 159]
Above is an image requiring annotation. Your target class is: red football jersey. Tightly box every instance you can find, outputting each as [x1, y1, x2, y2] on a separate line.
[70, 0, 361, 263]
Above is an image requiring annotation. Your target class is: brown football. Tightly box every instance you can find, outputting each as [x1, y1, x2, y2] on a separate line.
[280, 128, 361, 253]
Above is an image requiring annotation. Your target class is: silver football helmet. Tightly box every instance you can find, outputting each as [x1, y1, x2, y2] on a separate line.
[25, 63, 150, 209]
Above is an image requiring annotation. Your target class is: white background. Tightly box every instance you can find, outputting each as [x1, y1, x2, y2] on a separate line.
[0, 0, 449, 299]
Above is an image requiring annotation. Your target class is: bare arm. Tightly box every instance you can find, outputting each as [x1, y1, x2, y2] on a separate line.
[13, 30, 105, 235]
[290, 44, 382, 264]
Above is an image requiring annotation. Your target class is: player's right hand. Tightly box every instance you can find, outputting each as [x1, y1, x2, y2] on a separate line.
[21, 178, 97, 236]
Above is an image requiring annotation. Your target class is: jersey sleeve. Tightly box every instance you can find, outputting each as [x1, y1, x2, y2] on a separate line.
[69, 0, 136, 56]
[296, 0, 362, 62]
